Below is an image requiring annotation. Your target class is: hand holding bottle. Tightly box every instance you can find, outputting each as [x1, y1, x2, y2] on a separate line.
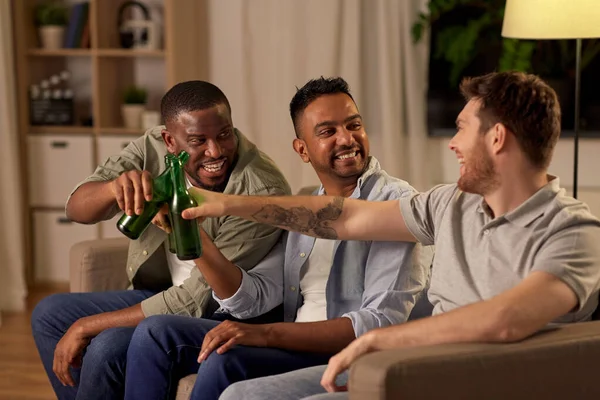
[181, 187, 222, 221]
[110, 170, 154, 216]
[151, 204, 172, 233]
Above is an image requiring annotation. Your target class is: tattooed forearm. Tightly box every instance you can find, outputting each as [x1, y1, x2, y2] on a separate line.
[251, 197, 344, 239]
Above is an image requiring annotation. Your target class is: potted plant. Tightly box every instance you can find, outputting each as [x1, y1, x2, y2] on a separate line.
[35, 1, 69, 50]
[412, 0, 536, 88]
[121, 85, 147, 129]
[413, 0, 600, 130]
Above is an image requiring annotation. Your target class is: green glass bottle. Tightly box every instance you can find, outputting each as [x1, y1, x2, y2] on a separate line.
[166, 151, 202, 260]
[116, 157, 173, 240]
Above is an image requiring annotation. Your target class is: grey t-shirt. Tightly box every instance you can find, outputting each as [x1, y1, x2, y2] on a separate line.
[399, 177, 600, 323]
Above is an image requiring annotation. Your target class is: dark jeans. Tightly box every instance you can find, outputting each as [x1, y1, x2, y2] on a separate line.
[124, 313, 333, 400]
[30, 290, 157, 400]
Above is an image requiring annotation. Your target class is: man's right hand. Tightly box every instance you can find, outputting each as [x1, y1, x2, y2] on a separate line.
[53, 322, 90, 387]
[182, 187, 225, 221]
[110, 170, 153, 216]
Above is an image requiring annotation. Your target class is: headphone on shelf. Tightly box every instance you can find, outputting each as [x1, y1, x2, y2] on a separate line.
[118, 1, 151, 49]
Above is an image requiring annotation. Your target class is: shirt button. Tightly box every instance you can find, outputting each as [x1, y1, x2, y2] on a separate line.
[129, 267, 133, 272]
[300, 253, 306, 258]
[142, 250, 148, 255]
[290, 286, 296, 291]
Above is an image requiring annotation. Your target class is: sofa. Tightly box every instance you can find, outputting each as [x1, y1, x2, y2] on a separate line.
[70, 240, 600, 400]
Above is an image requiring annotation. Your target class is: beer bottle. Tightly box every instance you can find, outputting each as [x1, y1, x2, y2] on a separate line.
[166, 151, 202, 260]
[116, 156, 173, 239]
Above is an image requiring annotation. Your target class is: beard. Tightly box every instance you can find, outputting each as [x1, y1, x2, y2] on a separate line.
[457, 147, 499, 195]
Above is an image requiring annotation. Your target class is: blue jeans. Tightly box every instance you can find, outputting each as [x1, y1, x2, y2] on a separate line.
[30, 290, 157, 400]
[124, 315, 334, 400]
[220, 365, 349, 400]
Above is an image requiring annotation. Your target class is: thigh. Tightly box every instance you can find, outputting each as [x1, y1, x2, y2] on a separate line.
[219, 365, 330, 400]
[32, 290, 156, 333]
[130, 315, 222, 375]
[200, 345, 332, 383]
[136, 314, 222, 347]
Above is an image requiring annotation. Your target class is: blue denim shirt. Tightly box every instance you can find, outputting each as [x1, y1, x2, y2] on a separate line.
[214, 157, 433, 337]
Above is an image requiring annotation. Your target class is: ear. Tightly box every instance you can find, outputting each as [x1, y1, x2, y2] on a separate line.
[489, 123, 507, 155]
[292, 138, 310, 163]
[161, 129, 177, 154]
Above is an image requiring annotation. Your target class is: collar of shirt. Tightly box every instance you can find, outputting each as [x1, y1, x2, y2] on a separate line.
[476, 175, 561, 227]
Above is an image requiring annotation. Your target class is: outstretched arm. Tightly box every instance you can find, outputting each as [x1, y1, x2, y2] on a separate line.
[184, 188, 417, 242]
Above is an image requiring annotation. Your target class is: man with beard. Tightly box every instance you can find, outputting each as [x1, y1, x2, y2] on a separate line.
[122, 77, 433, 400]
[183, 71, 600, 400]
[30, 80, 291, 400]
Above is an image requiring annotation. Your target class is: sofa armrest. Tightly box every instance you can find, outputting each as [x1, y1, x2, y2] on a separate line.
[69, 238, 130, 293]
[349, 320, 600, 400]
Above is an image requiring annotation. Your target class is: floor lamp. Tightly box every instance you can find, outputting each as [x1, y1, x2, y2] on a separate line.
[501, 0, 600, 199]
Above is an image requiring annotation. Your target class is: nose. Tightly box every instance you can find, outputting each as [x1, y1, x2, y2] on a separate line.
[448, 135, 457, 152]
[337, 128, 356, 147]
[205, 139, 223, 159]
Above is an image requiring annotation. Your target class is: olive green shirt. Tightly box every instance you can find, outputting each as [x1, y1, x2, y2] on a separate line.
[68, 126, 291, 317]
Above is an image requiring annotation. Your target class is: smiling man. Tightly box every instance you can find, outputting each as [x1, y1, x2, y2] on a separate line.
[30, 80, 291, 400]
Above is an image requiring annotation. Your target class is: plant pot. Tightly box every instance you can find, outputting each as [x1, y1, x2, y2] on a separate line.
[39, 26, 65, 49]
[121, 104, 145, 129]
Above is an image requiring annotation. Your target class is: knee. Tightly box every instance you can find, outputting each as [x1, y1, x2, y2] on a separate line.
[130, 315, 178, 353]
[201, 348, 243, 374]
[31, 293, 71, 333]
[220, 381, 247, 400]
[85, 328, 130, 366]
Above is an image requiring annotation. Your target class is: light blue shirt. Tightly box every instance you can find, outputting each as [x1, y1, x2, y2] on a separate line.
[214, 157, 433, 337]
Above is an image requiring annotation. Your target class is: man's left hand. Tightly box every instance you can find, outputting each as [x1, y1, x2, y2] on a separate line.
[198, 321, 270, 362]
[320, 332, 377, 392]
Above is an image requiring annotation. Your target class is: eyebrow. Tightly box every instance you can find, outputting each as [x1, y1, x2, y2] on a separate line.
[313, 114, 362, 133]
[185, 124, 233, 137]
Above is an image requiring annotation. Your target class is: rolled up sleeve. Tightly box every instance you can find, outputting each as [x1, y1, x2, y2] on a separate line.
[342, 240, 432, 337]
[214, 239, 286, 319]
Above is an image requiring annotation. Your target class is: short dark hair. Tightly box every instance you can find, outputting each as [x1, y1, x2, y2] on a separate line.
[460, 71, 561, 169]
[160, 80, 232, 124]
[289, 77, 355, 137]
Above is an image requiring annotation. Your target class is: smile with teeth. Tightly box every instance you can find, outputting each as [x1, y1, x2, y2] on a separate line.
[202, 159, 226, 173]
[458, 158, 465, 165]
[336, 151, 358, 160]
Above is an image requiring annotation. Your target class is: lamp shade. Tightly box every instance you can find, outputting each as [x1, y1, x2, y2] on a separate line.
[502, 0, 600, 39]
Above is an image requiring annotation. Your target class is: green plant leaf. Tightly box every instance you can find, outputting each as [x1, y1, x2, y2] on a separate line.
[123, 86, 148, 104]
[499, 39, 534, 72]
[35, 1, 68, 26]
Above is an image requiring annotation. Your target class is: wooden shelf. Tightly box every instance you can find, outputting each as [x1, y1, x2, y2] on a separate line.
[14, 0, 207, 285]
[29, 125, 94, 134]
[98, 127, 146, 135]
[96, 49, 165, 58]
[27, 48, 92, 57]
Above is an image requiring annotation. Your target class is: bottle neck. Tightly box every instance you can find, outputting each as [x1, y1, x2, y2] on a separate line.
[169, 161, 188, 195]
